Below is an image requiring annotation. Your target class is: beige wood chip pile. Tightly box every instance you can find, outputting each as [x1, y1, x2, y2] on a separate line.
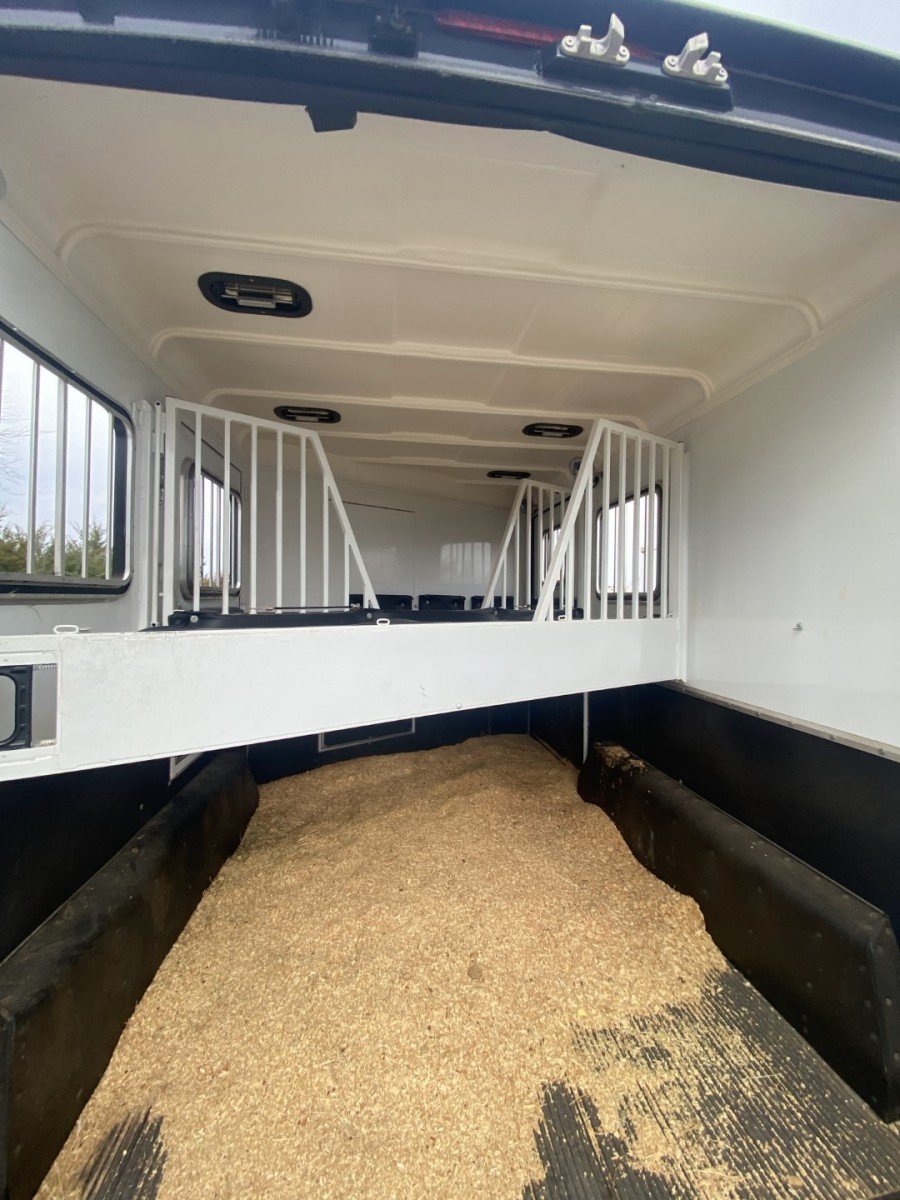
[38, 735, 725, 1200]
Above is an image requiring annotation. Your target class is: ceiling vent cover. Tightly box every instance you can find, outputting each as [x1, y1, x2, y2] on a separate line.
[199, 273, 313, 318]
[523, 422, 583, 439]
[275, 405, 341, 424]
[487, 470, 531, 480]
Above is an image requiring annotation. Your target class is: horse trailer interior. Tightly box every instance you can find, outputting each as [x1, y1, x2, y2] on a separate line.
[0, 3, 898, 1197]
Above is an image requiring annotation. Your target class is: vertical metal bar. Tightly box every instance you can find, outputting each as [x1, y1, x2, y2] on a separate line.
[524, 484, 532, 607]
[599, 429, 611, 620]
[80, 399, 91, 577]
[161, 400, 178, 618]
[322, 471, 329, 607]
[513, 500, 520, 608]
[616, 431, 626, 620]
[106, 410, 115, 580]
[192, 413, 202, 610]
[221, 419, 231, 614]
[299, 436, 307, 607]
[343, 533, 350, 606]
[661, 444, 671, 618]
[632, 438, 642, 620]
[647, 441, 657, 619]
[581, 432, 594, 621]
[25, 362, 39, 574]
[537, 486, 544, 596]
[565, 533, 574, 619]
[501, 556, 507, 606]
[54, 380, 67, 577]
[276, 428, 284, 609]
[249, 423, 258, 615]
[148, 402, 162, 622]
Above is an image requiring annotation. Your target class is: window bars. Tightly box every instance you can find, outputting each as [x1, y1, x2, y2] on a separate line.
[483, 420, 684, 621]
[534, 420, 683, 622]
[156, 398, 377, 624]
[0, 327, 129, 588]
[481, 480, 571, 610]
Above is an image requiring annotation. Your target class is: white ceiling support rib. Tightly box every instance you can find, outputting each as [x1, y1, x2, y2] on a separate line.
[149, 326, 716, 398]
[203, 389, 650, 430]
[55, 221, 824, 334]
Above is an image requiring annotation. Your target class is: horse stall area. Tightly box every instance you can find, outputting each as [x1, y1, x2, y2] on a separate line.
[0, 4, 898, 1198]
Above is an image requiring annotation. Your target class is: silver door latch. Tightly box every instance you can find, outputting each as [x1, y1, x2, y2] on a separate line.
[663, 33, 728, 85]
[559, 15, 630, 67]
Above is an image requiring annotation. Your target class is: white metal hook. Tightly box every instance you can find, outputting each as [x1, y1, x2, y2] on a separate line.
[560, 15, 629, 67]
[663, 32, 728, 85]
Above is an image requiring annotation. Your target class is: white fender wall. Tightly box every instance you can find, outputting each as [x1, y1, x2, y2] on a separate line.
[675, 293, 900, 751]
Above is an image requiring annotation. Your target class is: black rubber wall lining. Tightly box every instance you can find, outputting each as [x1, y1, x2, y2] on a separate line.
[530, 694, 585, 767]
[0, 750, 258, 1200]
[249, 701, 529, 783]
[588, 684, 900, 936]
[579, 743, 900, 1120]
[0, 757, 170, 962]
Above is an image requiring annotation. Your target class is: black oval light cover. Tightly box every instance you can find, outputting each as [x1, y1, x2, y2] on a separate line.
[523, 422, 583, 439]
[199, 273, 313, 318]
[274, 405, 341, 424]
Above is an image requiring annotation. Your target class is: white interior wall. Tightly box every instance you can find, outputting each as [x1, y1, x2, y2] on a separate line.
[675, 293, 900, 750]
[251, 472, 508, 608]
[340, 479, 506, 602]
[0, 223, 167, 634]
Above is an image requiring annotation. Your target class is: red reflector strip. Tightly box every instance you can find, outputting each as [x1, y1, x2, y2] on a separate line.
[434, 9, 566, 47]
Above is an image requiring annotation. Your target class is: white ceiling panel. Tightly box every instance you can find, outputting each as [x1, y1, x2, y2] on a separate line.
[0, 74, 897, 506]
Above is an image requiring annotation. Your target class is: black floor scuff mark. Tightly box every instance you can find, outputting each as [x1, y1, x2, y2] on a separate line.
[522, 1080, 693, 1200]
[79, 1109, 166, 1200]
[524, 967, 900, 1200]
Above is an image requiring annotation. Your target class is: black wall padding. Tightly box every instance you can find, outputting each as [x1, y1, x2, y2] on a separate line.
[249, 701, 529, 783]
[589, 684, 900, 936]
[0, 757, 170, 963]
[530, 693, 584, 767]
[0, 750, 258, 1200]
[579, 741, 900, 1120]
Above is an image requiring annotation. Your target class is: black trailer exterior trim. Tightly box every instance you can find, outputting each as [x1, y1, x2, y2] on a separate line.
[0, 2, 898, 200]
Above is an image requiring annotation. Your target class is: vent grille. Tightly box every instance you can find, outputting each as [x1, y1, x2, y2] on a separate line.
[274, 405, 341, 424]
[487, 470, 531, 480]
[523, 422, 583, 439]
[199, 273, 312, 318]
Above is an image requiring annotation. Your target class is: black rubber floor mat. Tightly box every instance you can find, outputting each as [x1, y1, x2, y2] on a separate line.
[78, 1109, 166, 1200]
[523, 969, 900, 1200]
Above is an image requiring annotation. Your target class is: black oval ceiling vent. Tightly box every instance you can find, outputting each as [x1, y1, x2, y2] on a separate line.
[199, 272, 313, 318]
[523, 422, 583, 439]
[487, 470, 531, 480]
[275, 405, 341, 424]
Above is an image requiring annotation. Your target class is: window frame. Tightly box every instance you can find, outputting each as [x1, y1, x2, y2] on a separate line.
[0, 318, 133, 598]
[595, 484, 663, 603]
[179, 459, 243, 606]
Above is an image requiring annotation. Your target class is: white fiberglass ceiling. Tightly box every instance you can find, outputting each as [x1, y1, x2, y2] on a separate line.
[0, 75, 898, 503]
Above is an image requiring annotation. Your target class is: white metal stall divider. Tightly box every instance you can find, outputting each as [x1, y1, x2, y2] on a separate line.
[532, 419, 683, 623]
[158, 397, 378, 624]
[481, 480, 571, 610]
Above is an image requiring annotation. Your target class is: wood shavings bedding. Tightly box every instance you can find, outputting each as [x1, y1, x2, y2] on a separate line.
[37, 735, 730, 1200]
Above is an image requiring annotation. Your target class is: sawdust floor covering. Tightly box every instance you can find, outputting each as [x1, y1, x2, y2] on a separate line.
[39, 735, 730, 1199]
